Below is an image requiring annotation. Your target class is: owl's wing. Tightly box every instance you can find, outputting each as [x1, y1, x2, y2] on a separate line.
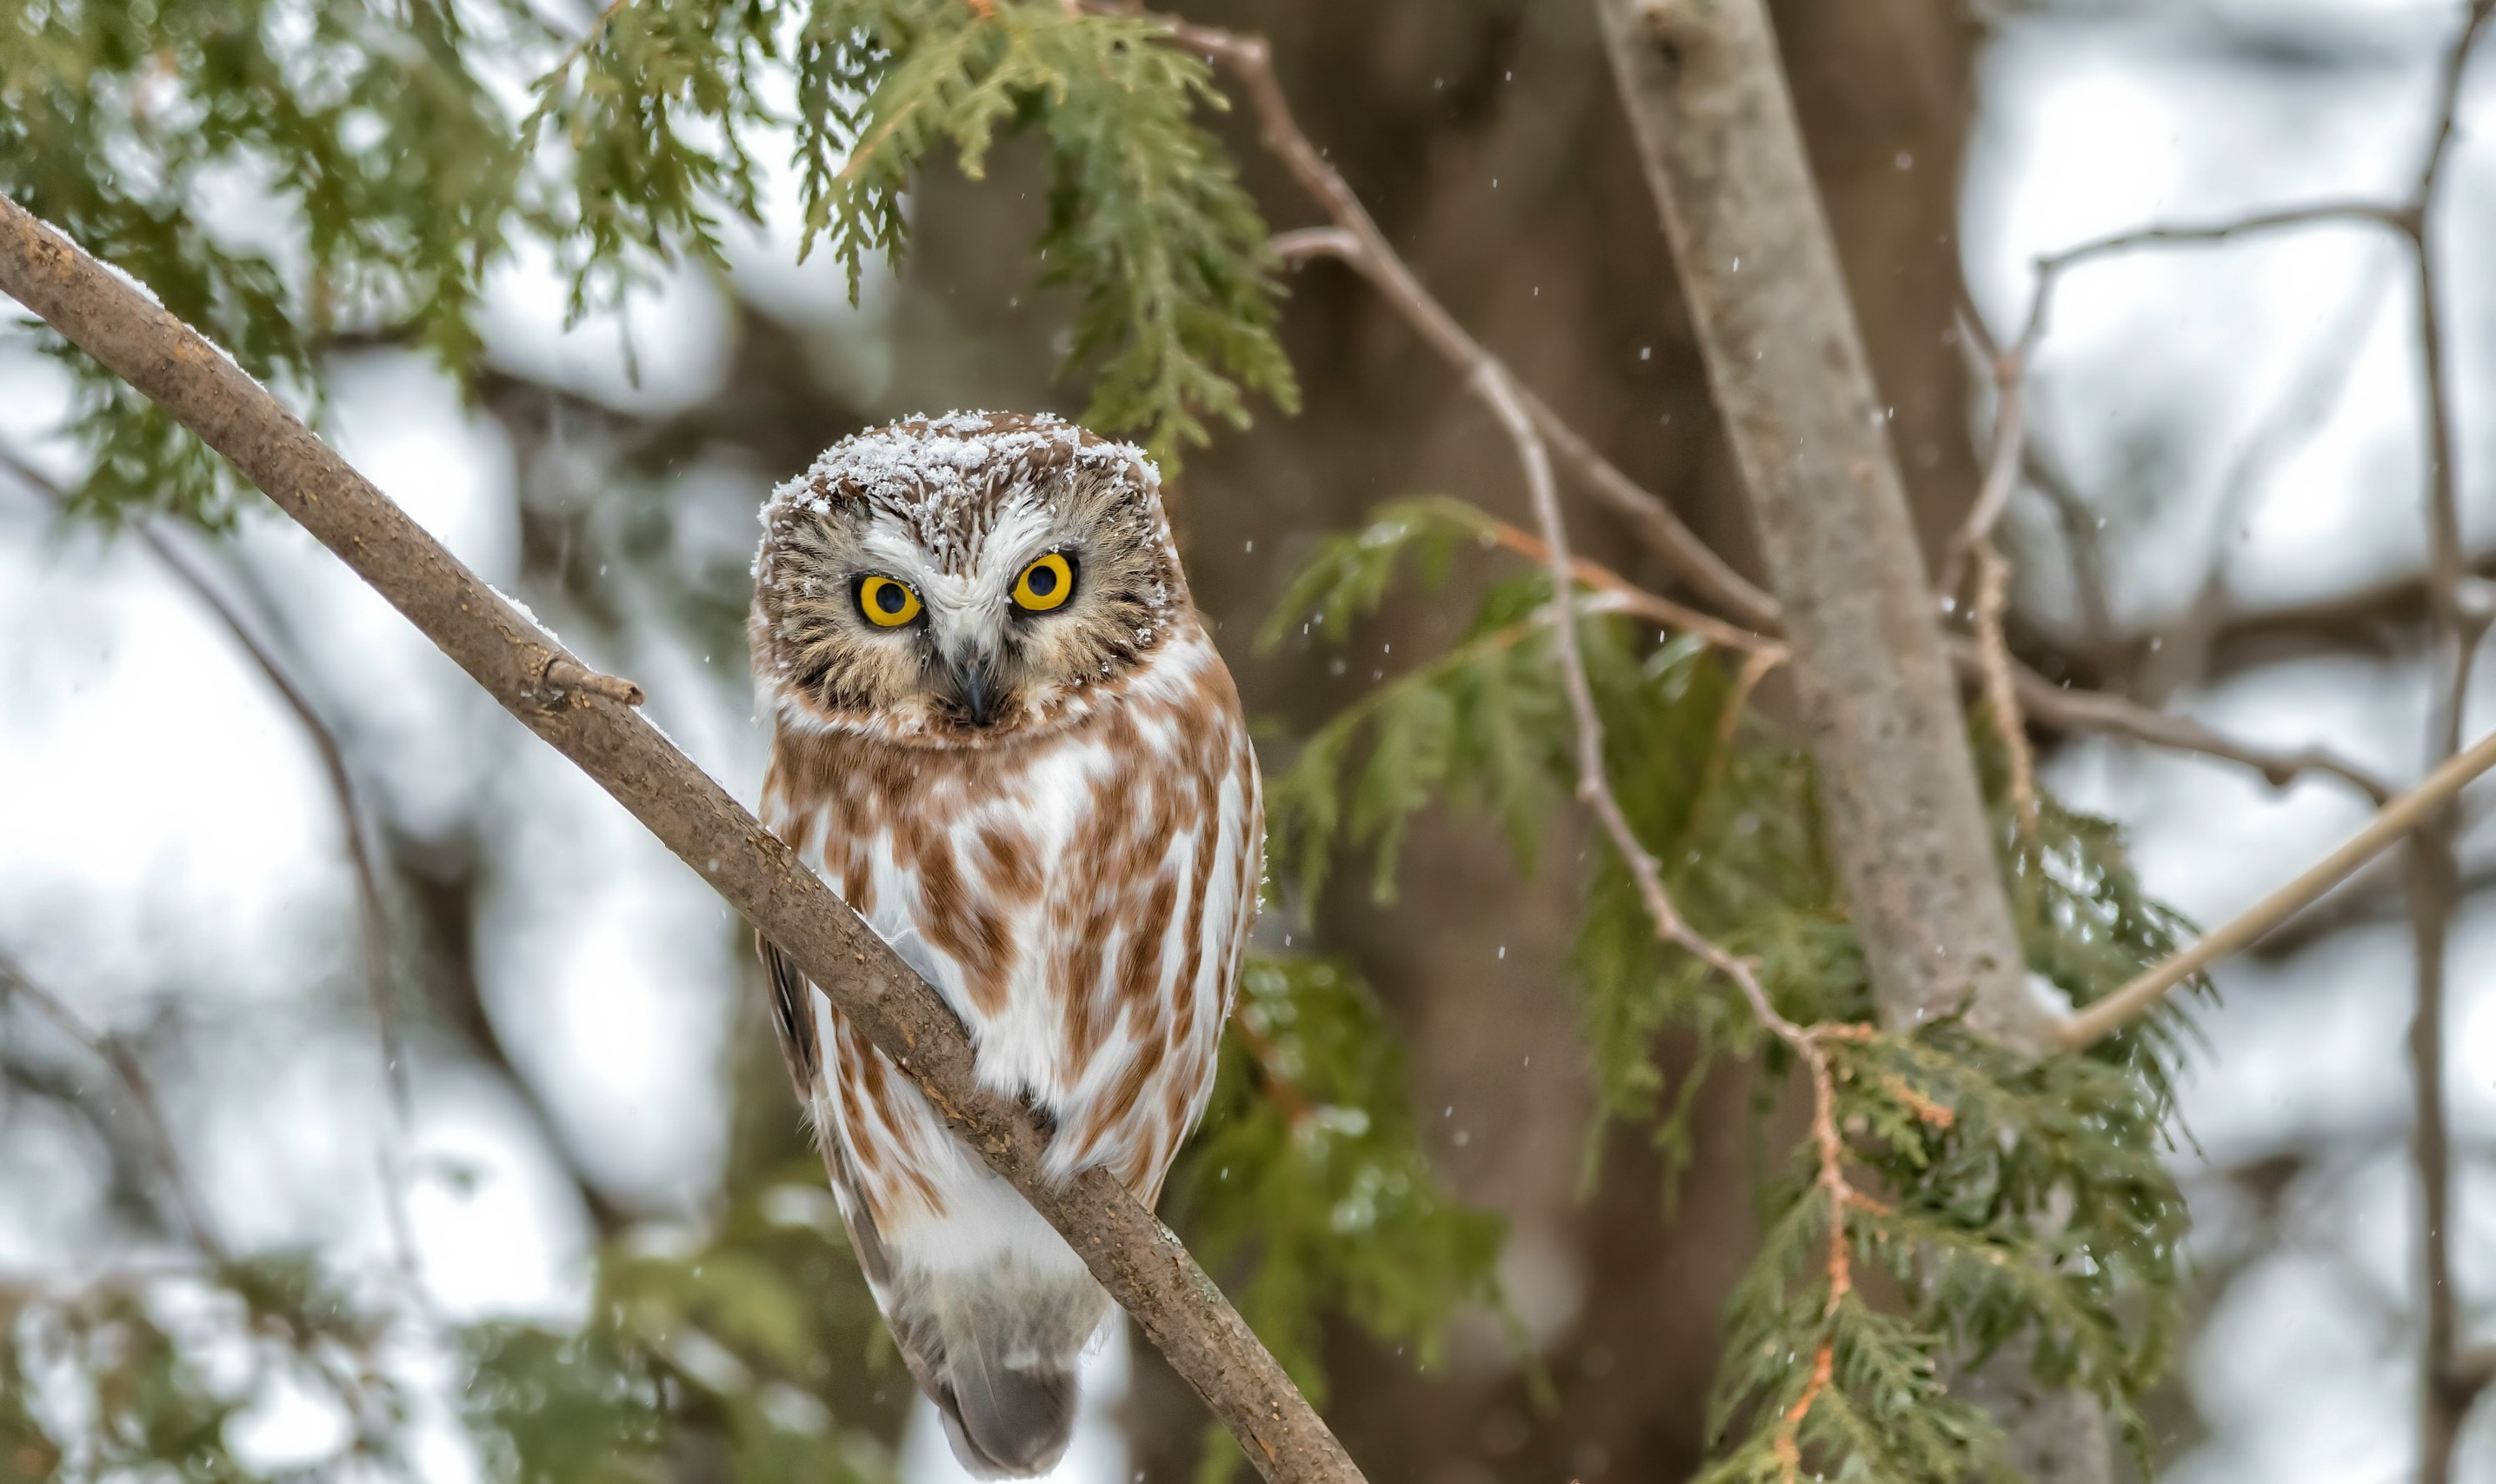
[758, 935, 1045, 1465]
[753, 933, 896, 1292]
[755, 930, 820, 1095]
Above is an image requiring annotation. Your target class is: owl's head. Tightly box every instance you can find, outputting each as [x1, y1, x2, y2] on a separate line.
[750, 412, 1190, 745]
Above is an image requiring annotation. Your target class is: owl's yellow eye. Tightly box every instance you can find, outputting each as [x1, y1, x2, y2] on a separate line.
[855, 576, 922, 628]
[1012, 552, 1075, 613]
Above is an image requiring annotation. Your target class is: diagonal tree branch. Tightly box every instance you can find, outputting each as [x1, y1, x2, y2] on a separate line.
[2057, 724, 2496, 1051]
[0, 190, 1361, 1484]
[0, 951, 226, 1263]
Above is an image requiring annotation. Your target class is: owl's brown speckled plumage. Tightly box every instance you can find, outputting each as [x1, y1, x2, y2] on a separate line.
[749, 412, 1261, 1477]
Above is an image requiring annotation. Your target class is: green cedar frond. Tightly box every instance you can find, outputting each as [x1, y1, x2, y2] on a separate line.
[0, 0, 520, 523]
[523, 0, 783, 318]
[1269, 495, 2203, 1484]
[762, 0, 1296, 468]
[14, 0, 1296, 520]
[1255, 496, 1488, 649]
[1165, 953, 1505, 1422]
[465, 1163, 895, 1484]
[1265, 595, 1564, 902]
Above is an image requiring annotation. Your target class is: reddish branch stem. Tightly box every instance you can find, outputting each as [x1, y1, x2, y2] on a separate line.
[1472, 358, 1867, 1465]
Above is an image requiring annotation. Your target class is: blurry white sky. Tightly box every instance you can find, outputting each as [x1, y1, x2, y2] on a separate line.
[1967, 3, 2496, 1478]
[5, 2, 2496, 1480]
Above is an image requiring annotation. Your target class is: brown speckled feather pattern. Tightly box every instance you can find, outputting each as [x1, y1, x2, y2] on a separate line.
[749, 413, 1259, 1477]
[762, 629, 1259, 1231]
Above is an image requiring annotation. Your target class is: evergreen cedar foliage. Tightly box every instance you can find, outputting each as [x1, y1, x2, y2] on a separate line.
[0, 2, 2201, 1481]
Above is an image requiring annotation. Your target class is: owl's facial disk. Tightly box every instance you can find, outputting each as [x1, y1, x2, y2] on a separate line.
[753, 416, 1185, 745]
[854, 499, 1089, 730]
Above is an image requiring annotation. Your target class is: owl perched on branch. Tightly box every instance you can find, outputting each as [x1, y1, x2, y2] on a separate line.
[749, 413, 1262, 1477]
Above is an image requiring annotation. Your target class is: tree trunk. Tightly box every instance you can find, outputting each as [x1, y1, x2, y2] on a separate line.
[1590, 1, 2104, 1479]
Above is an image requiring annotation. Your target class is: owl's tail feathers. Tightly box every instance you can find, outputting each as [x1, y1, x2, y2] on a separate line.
[885, 1263, 1108, 1480]
[935, 1351, 1082, 1479]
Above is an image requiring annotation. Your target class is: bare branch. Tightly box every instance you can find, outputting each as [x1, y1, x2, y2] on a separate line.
[2036, 201, 2414, 279]
[1941, 298, 2046, 590]
[2407, 8, 2496, 1473]
[1971, 546, 2040, 839]
[1949, 303, 2045, 839]
[2055, 726, 2496, 1051]
[1433, 502, 1787, 660]
[1990, 660, 2395, 803]
[1419, 491, 2398, 809]
[0, 190, 1361, 1484]
[0, 952, 225, 1262]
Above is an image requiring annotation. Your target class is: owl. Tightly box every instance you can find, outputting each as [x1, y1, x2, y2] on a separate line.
[748, 412, 1262, 1477]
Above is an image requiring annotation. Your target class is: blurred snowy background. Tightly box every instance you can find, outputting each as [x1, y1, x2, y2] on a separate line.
[6, 1, 2496, 1481]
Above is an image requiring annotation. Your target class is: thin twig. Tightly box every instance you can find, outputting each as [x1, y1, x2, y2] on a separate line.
[1449, 504, 1786, 660]
[1471, 357, 1863, 1467]
[1941, 299, 2047, 593]
[1469, 366, 1791, 1036]
[2056, 725, 2496, 1051]
[0, 953, 226, 1261]
[2406, 9, 2496, 1474]
[1094, 1, 1780, 629]
[1988, 656, 2395, 804]
[1971, 546, 2040, 838]
[1949, 303, 2045, 838]
[2035, 201, 2416, 280]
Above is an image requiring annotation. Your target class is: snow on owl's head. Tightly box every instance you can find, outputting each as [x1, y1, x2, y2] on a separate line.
[749, 411, 1191, 745]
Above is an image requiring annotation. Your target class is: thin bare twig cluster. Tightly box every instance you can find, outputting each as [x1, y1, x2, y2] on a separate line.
[1110, 3, 2399, 805]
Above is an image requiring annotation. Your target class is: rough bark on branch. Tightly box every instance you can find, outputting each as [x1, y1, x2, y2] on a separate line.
[1591, 0, 2046, 1052]
[0, 190, 1360, 1484]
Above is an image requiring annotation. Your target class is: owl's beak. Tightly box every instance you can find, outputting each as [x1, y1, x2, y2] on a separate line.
[943, 650, 1000, 728]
